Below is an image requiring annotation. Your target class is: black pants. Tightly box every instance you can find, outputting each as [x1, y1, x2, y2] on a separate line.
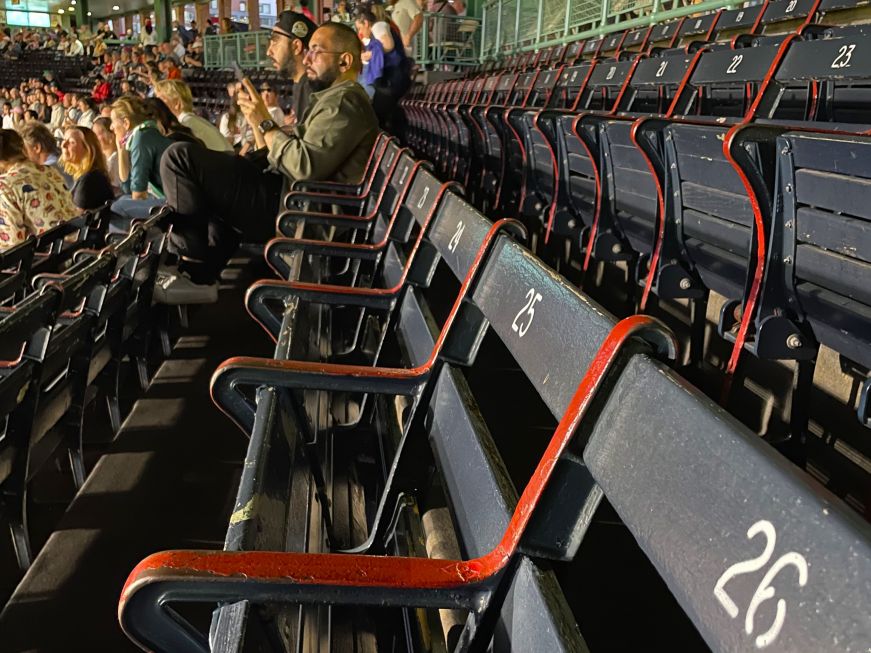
[160, 142, 284, 279]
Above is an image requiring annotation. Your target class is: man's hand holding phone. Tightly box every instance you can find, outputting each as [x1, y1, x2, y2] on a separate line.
[235, 64, 270, 131]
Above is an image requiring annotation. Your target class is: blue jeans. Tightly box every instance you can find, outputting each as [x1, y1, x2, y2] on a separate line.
[110, 196, 166, 233]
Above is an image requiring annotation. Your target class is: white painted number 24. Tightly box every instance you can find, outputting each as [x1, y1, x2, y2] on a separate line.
[713, 520, 809, 649]
[511, 288, 542, 338]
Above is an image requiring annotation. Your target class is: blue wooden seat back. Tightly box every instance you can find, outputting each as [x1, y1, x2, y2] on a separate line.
[583, 351, 871, 652]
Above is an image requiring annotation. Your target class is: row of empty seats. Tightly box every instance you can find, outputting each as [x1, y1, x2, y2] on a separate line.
[0, 208, 170, 574]
[404, 0, 871, 473]
[115, 132, 871, 651]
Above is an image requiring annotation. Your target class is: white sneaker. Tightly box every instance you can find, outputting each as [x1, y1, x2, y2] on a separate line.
[153, 266, 218, 305]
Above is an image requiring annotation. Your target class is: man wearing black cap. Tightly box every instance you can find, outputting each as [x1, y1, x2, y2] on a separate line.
[268, 11, 317, 125]
[155, 17, 378, 302]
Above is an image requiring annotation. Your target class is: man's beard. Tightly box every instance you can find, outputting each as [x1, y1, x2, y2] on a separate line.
[276, 56, 296, 78]
[308, 67, 339, 92]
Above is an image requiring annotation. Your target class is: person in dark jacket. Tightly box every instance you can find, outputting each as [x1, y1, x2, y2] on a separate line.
[61, 126, 115, 210]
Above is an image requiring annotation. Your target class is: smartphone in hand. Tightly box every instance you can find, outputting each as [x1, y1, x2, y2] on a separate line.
[232, 61, 247, 83]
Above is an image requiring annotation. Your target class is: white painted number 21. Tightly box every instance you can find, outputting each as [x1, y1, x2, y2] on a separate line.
[511, 288, 542, 338]
[713, 520, 809, 649]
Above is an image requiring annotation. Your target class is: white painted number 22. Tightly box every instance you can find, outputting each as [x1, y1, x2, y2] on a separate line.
[713, 520, 809, 649]
[511, 288, 542, 338]
[727, 54, 744, 74]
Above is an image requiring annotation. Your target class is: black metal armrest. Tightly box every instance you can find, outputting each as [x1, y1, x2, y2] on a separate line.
[210, 355, 428, 434]
[245, 278, 398, 341]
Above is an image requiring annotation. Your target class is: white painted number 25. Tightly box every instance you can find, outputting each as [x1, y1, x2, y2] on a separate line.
[713, 520, 809, 649]
[511, 288, 542, 338]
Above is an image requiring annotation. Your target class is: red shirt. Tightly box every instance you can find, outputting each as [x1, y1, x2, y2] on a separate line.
[166, 67, 181, 80]
[92, 82, 111, 102]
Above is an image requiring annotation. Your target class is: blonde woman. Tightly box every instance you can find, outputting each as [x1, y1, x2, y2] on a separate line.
[61, 126, 115, 210]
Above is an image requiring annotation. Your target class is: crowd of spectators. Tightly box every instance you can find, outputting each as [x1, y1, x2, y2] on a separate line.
[0, 8, 431, 302]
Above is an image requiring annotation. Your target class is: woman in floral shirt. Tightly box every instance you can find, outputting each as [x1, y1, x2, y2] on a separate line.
[0, 128, 78, 252]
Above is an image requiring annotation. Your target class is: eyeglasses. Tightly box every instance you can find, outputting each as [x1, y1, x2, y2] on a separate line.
[304, 47, 343, 60]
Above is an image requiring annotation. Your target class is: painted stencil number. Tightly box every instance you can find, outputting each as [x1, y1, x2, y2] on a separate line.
[785, 0, 798, 11]
[713, 520, 809, 649]
[416, 186, 430, 209]
[831, 44, 856, 69]
[726, 54, 744, 74]
[511, 288, 542, 338]
[656, 61, 668, 78]
[448, 221, 465, 253]
[606, 66, 616, 80]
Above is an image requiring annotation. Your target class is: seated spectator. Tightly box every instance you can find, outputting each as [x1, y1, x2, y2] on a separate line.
[159, 22, 378, 288]
[46, 92, 64, 132]
[0, 129, 78, 252]
[1, 102, 13, 129]
[162, 58, 182, 80]
[67, 32, 85, 56]
[154, 79, 233, 152]
[20, 121, 73, 187]
[61, 126, 115, 210]
[259, 82, 286, 124]
[77, 96, 97, 128]
[331, 0, 352, 23]
[143, 97, 203, 146]
[184, 37, 204, 67]
[170, 35, 186, 60]
[92, 116, 121, 192]
[23, 109, 38, 123]
[218, 85, 252, 153]
[111, 95, 171, 202]
[92, 74, 112, 103]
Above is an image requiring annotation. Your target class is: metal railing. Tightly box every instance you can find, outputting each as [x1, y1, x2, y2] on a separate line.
[480, 0, 742, 58]
[203, 31, 272, 69]
[413, 13, 483, 68]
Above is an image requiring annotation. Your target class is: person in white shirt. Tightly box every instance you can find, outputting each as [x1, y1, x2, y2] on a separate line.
[1, 103, 14, 130]
[171, 35, 186, 60]
[218, 82, 253, 153]
[76, 97, 96, 128]
[390, 0, 423, 51]
[67, 34, 85, 56]
[47, 93, 65, 132]
[154, 79, 233, 153]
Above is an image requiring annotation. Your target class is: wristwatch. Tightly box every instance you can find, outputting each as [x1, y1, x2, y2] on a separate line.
[259, 118, 278, 133]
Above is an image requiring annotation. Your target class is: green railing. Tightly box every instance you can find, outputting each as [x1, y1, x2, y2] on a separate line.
[414, 13, 483, 68]
[204, 31, 272, 69]
[480, 0, 738, 58]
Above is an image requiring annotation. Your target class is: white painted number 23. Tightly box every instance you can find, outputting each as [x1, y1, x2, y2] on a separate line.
[713, 520, 809, 649]
[831, 44, 856, 69]
[511, 288, 542, 338]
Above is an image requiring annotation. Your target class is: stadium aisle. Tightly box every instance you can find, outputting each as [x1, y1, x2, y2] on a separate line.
[0, 251, 274, 652]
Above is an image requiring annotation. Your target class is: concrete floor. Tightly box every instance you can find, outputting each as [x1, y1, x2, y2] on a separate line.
[0, 255, 274, 652]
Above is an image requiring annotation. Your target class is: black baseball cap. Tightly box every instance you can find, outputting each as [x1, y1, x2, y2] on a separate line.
[273, 11, 317, 49]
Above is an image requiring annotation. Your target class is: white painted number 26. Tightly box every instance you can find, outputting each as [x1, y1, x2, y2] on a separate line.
[511, 288, 542, 338]
[713, 520, 809, 649]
